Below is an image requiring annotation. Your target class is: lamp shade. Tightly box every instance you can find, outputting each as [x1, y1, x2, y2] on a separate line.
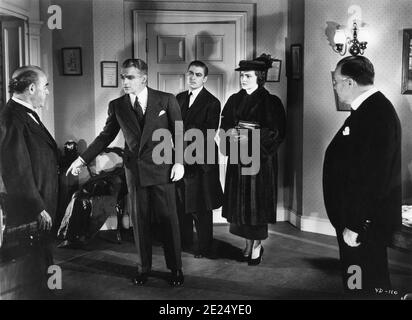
[334, 28, 346, 45]
[357, 27, 369, 43]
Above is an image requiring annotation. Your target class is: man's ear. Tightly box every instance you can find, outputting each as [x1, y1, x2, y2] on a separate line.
[142, 74, 148, 84]
[203, 76, 208, 84]
[28, 83, 36, 94]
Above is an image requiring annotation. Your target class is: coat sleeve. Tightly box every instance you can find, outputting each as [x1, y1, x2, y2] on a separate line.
[344, 107, 400, 235]
[260, 95, 286, 157]
[218, 95, 236, 156]
[0, 119, 45, 223]
[166, 93, 184, 165]
[81, 101, 120, 164]
[199, 99, 221, 171]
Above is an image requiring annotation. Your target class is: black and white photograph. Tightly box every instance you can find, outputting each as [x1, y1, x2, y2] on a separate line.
[1, 0, 412, 308]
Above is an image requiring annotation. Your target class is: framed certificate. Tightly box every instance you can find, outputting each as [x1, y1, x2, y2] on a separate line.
[101, 61, 118, 87]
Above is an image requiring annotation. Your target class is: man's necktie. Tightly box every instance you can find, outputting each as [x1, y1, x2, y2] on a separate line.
[181, 92, 192, 120]
[133, 98, 145, 127]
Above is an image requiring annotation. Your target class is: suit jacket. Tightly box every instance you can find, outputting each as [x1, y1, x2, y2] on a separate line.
[0, 99, 60, 227]
[176, 87, 223, 213]
[323, 91, 402, 244]
[81, 87, 183, 187]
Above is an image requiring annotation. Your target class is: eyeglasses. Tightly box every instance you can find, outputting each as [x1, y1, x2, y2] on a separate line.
[332, 77, 349, 87]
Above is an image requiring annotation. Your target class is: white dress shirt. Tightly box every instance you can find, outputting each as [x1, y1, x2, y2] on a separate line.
[188, 86, 203, 108]
[129, 87, 148, 114]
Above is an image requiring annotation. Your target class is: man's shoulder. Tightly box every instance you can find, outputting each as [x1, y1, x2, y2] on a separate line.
[202, 88, 220, 104]
[148, 87, 174, 99]
[0, 100, 25, 127]
[109, 95, 128, 105]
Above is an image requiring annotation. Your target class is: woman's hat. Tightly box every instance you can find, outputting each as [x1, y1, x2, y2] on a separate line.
[235, 60, 267, 71]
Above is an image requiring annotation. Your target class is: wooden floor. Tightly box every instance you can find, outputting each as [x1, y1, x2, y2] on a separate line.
[41, 222, 412, 300]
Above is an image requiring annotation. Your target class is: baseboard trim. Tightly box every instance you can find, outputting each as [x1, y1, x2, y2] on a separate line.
[282, 208, 336, 237]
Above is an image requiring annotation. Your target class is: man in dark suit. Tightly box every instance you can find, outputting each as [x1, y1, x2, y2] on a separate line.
[0, 66, 58, 296]
[176, 61, 223, 258]
[323, 56, 401, 297]
[67, 59, 185, 286]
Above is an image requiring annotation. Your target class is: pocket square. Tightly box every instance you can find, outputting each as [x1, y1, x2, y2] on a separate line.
[158, 110, 166, 116]
[342, 126, 350, 136]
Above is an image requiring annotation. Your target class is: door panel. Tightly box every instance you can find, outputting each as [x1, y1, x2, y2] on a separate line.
[147, 22, 237, 102]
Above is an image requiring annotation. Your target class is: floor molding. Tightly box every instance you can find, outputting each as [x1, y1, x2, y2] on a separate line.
[277, 208, 336, 237]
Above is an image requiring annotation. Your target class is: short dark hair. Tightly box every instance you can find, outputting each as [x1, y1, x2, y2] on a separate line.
[8, 66, 43, 94]
[255, 70, 266, 87]
[122, 58, 148, 76]
[336, 56, 374, 86]
[188, 60, 208, 77]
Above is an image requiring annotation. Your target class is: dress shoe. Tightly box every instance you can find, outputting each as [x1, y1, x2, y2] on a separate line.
[132, 271, 149, 286]
[194, 252, 204, 259]
[248, 246, 264, 266]
[169, 269, 184, 287]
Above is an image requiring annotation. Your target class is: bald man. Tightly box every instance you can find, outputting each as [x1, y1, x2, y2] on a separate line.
[0, 65, 58, 251]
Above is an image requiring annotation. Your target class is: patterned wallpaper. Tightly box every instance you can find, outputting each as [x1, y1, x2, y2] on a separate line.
[303, 0, 412, 219]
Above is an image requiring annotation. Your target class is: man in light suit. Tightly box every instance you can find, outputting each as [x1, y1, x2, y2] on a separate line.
[323, 56, 401, 297]
[67, 59, 185, 286]
[176, 61, 223, 258]
[0, 66, 58, 297]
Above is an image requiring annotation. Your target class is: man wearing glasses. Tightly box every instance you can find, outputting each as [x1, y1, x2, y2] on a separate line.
[323, 56, 401, 298]
[67, 59, 185, 287]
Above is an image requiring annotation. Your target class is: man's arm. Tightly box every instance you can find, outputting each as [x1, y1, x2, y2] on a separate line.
[67, 101, 120, 176]
[344, 104, 399, 235]
[166, 94, 184, 181]
[0, 119, 46, 225]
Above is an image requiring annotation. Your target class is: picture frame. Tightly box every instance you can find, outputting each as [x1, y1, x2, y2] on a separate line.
[62, 47, 82, 76]
[266, 59, 282, 82]
[331, 71, 351, 112]
[401, 29, 412, 94]
[291, 44, 302, 80]
[101, 61, 118, 87]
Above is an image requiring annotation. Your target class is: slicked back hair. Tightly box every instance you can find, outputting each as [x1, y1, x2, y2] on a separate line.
[336, 55, 374, 86]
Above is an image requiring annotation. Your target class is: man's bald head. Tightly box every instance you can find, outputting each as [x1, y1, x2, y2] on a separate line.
[9, 66, 45, 95]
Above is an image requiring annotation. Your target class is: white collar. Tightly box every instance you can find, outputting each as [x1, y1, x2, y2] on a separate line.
[245, 84, 259, 95]
[189, 86, 203, 99]
[351, 87, 378, 110]
[12, 96, 36, 112]
[129, 86, 148, 107]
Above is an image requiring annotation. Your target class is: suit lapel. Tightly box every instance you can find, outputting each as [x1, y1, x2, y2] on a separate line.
[139, 88, 163, 153]
[116, 94, 142, 138]
[184, 88, 207, 124]
[13, 102, 58, 152]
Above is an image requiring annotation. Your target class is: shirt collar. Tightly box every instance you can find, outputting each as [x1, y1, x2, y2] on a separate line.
[12, 96, 36, 112]
[129, 86, 148, 107]
[189, 86, 203, 99]
[351, 87, 378, 110]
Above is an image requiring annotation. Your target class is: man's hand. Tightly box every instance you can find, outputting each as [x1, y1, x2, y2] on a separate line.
[66, 157, 85, 176]
[170, 163, 184, 182]
[343, 228, 360, 247]
[37, 210, 52, 231]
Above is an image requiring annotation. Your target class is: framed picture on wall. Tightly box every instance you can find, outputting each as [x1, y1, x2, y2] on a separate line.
[62, 47, 82, 76]
[101, 61, 118, 87]
[266, 59, 282, 82]
[401, 29, 412, 94]
[331, 71, 351, 111]
[291, 44, 302, 80]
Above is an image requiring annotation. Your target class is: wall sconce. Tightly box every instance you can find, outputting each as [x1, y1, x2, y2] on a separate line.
[333, 21, 369, 56]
